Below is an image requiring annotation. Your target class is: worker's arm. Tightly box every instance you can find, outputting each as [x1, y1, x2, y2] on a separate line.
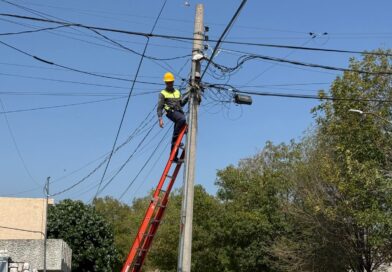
[157, 93, 165, 128]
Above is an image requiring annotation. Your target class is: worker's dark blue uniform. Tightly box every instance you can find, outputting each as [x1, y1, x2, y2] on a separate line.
[157, 88, 188, 160]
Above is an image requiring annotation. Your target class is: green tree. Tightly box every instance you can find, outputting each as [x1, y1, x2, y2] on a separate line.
[214, 142, 296, 272]
[93, 197, 134, 271]
[146, 185, 223, 272]
[274, 50, 392, 272]
[48, 199, 118, 272]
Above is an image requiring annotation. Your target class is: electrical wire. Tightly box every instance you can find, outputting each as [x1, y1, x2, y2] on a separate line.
[66, 123, 168, 199]
[0, 96, 126, 114]
[1, 16, 192, 52]
[50, 106, 157, 196]
[0, 61, 164, 79]
[0, 40, 171, 83]
[244, 36, 316, 85]
[231, 89, 392, 103]
[118, 125, 171, 200]
[209, 54, 392, 76]
[0, 98, 41, 186]
[93, 0, 169, 199]
[0, 2, 190, 62]
[2, 13, 392, 57]
[93, 122, 156, 198]
[200, 0, 248, 80]
[0, 23, 72, 35]
[130, 140, 171, 201]
[0, 90, 157, 97]
[0, 186, 41, 197]
[0, 71, 160, 89]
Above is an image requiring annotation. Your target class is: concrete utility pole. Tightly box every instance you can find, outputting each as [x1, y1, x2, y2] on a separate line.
[43, 176, 50, 272]
[178, 4, 204, 272]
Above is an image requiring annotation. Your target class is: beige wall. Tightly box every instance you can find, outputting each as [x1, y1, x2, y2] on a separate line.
[0, 197, 54, 240]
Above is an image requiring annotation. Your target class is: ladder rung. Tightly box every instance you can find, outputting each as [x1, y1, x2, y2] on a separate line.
[158, 204, 167, 208]
[174, 159, 184, 164]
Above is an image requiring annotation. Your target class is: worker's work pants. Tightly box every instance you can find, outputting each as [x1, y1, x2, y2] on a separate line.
[166, 109, 186, 158]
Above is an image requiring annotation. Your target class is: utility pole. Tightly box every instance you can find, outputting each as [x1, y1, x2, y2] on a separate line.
[178, 4, 204, 272]
[43, 176, 50, 272]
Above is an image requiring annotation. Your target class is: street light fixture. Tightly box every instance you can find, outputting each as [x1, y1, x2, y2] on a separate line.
[348, 108, 392, 125]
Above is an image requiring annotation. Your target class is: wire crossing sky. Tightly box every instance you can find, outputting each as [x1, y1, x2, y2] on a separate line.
[0, 0, 391, 203]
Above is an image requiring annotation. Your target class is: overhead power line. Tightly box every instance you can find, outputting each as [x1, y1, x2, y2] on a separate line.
[0, 24, 72, 35]
[0, 71, 161, 89]
[210, 54, 392, 75]
[93, 0, 169, 199]
[0, 89, 158, 97]
[50, 106, 157, 196]
[200, 0, 248, 80]
[0, 98, 40, 186]
[1, 13, 392, 57]
[233, 89, 392, 103]
[0, 96, 126, 114]
[119, 126, 171, 200]
[0, 40, 187, 84]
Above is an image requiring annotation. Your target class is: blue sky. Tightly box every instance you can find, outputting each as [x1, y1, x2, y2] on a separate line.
[1, 0, 391, 203]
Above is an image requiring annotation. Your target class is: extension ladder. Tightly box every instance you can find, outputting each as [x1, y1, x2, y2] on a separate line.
[121, 125, 187, 272]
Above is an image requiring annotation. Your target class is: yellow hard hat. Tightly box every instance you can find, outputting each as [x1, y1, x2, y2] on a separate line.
[163, 72, 175, 82]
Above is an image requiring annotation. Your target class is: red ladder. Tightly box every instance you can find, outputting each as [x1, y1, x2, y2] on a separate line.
[121, 125, 187, 272]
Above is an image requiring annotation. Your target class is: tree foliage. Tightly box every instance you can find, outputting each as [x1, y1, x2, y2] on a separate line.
[91, 50, 392, 272]
[47, 199, 118, 272]
[273, 50, 392, 272]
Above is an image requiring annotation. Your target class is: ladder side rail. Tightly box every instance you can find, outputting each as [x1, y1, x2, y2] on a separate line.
[152, 125, 187, 199]
[132, 150, 185, 272]
[121, 125, 187, 272]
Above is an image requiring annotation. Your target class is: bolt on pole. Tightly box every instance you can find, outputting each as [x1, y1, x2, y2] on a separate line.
[177, 3, 204, 272]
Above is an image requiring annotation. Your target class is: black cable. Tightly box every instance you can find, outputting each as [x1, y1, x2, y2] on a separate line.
[50, 106, 157, 196]
[200, 0, 248, 80]
[0, 24, 72, 35]
[0, 41, 186, 90]
[2, 13, 392, 57]
[0, 96, 126, 114]
[1, 0, 136, 53]
[93, 0, 169, 199]
[0, 40, 159, 83]
[0, 4, 189, 80]
[233, 89, 392, 103]
[244, 37, 314, 85]
[0, 186, 42, 197]
[65, 122, 166, 199]
[1, 16, 192, 53]
[0, 7, 190, 61]
[119, 126, 171, 200]
[83, 27, 190, 61]
[0, 71, 161, 89]
[0, 90, 157, 97]
[93, 122, 156, 198]
[0, 61, 163, 80]
[130, 140, 171, 200]
[210, 54, 392, 76]
[0, 98, 41, 186]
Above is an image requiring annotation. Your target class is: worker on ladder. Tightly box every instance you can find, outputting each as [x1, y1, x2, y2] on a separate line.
[157, 72, 188, 162]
